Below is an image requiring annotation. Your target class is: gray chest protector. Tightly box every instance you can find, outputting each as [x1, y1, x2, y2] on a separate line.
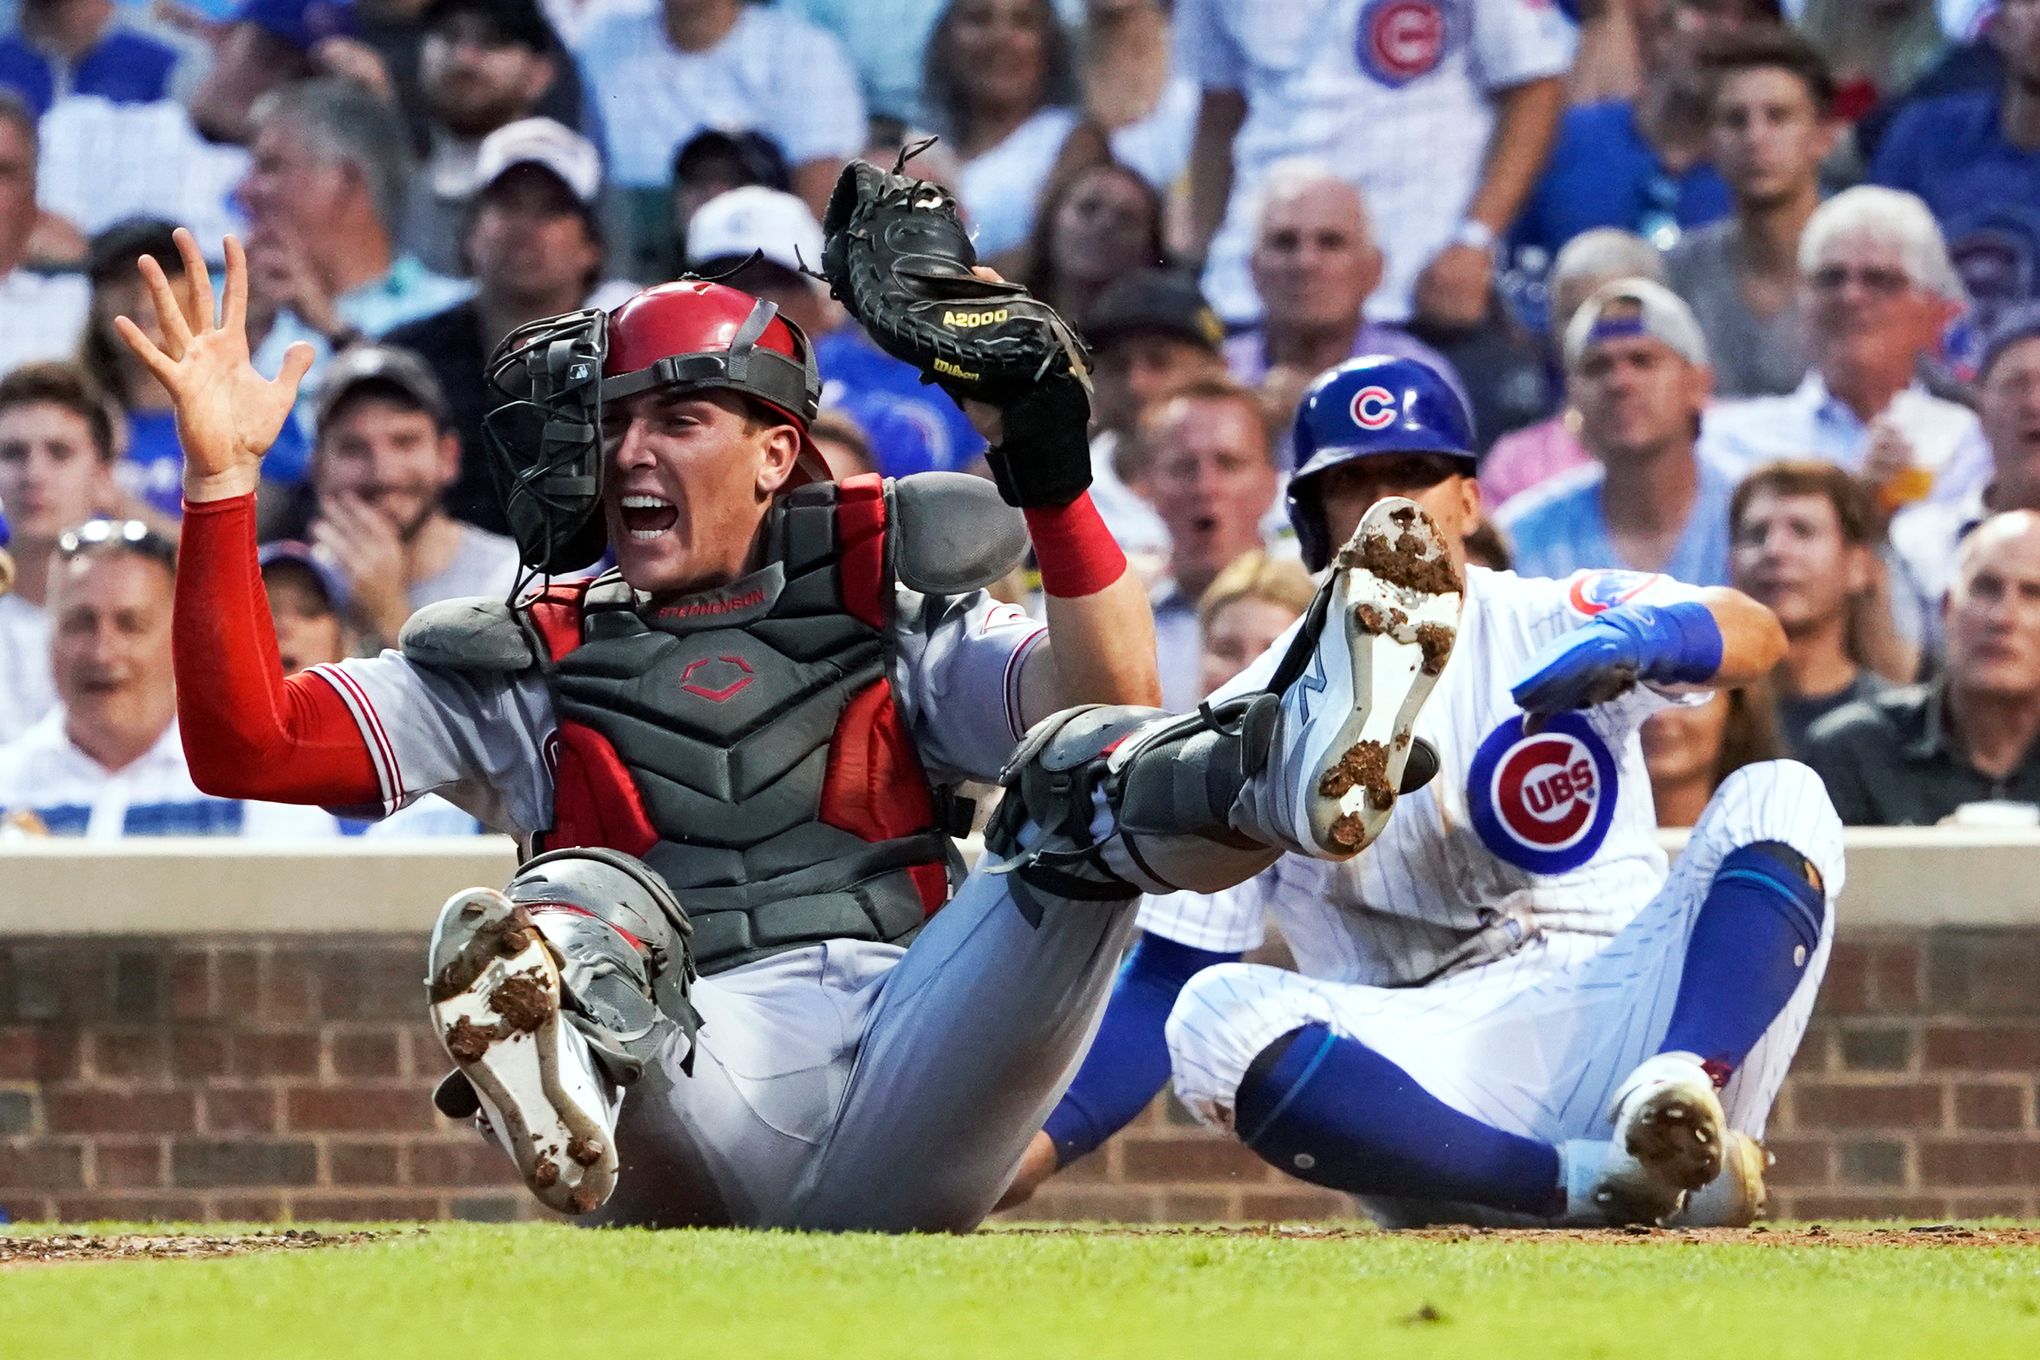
[405, 472, 1026, 975]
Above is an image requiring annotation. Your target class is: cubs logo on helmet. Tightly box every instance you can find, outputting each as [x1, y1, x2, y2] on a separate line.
[1349, 385, 1399, 430]
[1467, 713, 1618, 874]
[1357, 0, 1451, 88]
[1568, 570, 1661, 617]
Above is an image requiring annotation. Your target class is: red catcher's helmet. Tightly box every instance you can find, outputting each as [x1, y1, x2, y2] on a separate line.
[602, 280, 830, 486]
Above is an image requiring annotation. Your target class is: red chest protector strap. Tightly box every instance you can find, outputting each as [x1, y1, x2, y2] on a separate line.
[527, 474, 949, 916]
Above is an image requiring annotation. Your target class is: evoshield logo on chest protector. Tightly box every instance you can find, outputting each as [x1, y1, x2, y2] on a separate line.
[1467, 712, 1618, 874]
[679, 655, 755, 703]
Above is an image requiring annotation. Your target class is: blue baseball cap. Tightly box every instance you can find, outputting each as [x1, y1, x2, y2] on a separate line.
[258, 540, 349, 612]
[234, 0, 357, 51]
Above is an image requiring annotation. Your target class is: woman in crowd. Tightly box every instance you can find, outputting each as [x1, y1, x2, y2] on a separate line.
[1642, 680, 1787, 827]
[1196, 550, 1316, 698]
[1019, 160, 1167, 330]
[923, 0, 1108, 268]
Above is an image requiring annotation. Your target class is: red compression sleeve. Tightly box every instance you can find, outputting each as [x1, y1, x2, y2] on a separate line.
[1024, 491, 1127, 598]
[174, 495, 382, 805]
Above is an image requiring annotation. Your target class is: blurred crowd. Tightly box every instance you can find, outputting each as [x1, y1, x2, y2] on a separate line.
[0, 0, 2038, 841]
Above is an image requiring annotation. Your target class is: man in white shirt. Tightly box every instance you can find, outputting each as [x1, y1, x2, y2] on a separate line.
[1700, 187, 1991, 510]
[0, 93, 89, 377]
[1178, 0, 1575, 329]
[0, 362, 120, 744]
[575, 0, 865, 214]
[303, 344, 523, 652]
[0, 519, 334, 838]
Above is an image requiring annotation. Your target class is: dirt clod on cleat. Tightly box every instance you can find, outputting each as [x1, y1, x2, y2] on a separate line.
[567, 1138, 604, 1167]
[531, 1155, 560, 1190]
[489, 970, 554, 1033]
[443, 1016, 499, 1064]
[570, 1185, 603, 1215]
[1415, 622, 1455, 675]
[429, 901, 541, 1002]
[1357, 526, 1461, 597]
[1318, 740, 1394, 806]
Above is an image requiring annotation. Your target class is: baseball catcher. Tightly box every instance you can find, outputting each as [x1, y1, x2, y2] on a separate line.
[120, 194, 1459, 1230]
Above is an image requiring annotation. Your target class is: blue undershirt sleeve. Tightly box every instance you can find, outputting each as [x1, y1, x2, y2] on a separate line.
[1040, 932, 1240, 1165]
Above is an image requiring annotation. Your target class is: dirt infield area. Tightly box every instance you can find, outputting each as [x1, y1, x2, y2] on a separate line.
[7, 1222, 2036, 1267]
[0, 1228, 392, 1266]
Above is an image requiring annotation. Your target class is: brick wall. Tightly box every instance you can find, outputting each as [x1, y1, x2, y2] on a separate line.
[1, 929, 2035, 1225]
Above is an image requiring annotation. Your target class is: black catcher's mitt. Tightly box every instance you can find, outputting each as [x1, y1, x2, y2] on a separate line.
[819, 149, 1091, 406]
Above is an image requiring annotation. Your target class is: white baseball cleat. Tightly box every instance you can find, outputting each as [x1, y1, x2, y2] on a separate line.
[1265, 497, 1461, 858]
[1609, 1051, 1728, 1187]
[427, 888, 619, 1216]
[1669, 1129, 1770, 1228]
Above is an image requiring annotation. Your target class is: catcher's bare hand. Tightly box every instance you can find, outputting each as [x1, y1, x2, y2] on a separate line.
[113, 228, 314, 504]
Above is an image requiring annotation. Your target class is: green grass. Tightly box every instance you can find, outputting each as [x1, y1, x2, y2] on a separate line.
[2, 1222, 2038, 1359]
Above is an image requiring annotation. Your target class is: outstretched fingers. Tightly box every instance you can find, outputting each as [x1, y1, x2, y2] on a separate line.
[172, 227, 217, 334]
[221, 235, 249, 337]
[136, 252, 193, 357]
[110, 313, 178, 386]
[270, 340, 316, 404]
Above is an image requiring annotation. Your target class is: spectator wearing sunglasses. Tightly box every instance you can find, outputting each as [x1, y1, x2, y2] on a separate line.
[1700, 186, 1991, 514]
[0, 520, 337, 840]
[0, 362, 121, 745]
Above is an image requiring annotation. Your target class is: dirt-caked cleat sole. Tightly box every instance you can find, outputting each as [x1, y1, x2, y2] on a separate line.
[426, 888, 617, 1216]
[1607, 1051, 1728, 1197]
[1305, 497, 1462, 856]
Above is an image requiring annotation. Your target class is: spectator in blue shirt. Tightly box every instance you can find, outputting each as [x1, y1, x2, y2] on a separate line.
[1499, 277, 1736, 584]
[0, 0, 187, 118]
[1512, 0, 1782, 259]
[1871, 0, 2040, 337]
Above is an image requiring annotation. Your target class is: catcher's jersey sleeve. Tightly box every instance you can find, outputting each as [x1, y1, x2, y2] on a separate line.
[889, 586, 1048, 786]
[307, 654, 558, 837]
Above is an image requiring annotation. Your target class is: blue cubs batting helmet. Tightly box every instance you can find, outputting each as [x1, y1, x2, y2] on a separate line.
[1287, 355, 1478, 569]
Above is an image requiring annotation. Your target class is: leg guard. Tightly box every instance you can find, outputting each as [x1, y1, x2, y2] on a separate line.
[503, 847, 702, 1086]
[985, 695, 1285, 917]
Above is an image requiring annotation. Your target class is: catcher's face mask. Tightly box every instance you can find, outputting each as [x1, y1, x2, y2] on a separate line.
[481, 282, 826, 574]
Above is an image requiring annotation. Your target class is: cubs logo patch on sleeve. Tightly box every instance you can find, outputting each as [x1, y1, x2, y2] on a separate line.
[1467, 713, 1619, 874]
[1357, 0, 1453, 88]
[1567, 570, 1662, 617]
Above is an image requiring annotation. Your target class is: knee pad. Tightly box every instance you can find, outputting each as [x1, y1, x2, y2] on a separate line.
[1713, 841, 1827, 957]
[506, 848, 701, 1078]
[986, 697, 1285, 912]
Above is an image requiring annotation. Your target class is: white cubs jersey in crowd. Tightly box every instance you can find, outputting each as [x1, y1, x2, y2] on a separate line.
[1179, 0, 1576, 324]
[305, 576, 1047, 834]
[1141, 566, 1707, 986]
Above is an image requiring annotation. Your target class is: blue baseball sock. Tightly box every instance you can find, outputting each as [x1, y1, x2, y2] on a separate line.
[1658, 841, 1827, 1079]
[1233, 1023, 1563, 1217]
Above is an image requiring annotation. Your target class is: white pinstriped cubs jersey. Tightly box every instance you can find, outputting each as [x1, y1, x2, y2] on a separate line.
[302, 574, 1048, 834]
[1141, 566, 1708, 986]
[1179, 0, 1576, 324]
